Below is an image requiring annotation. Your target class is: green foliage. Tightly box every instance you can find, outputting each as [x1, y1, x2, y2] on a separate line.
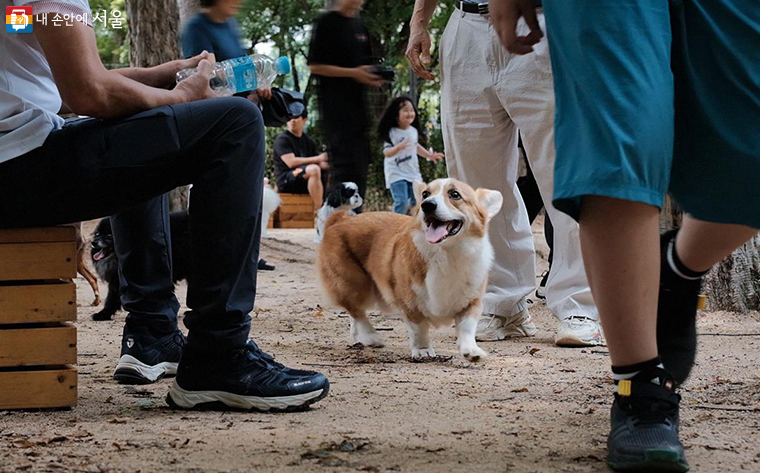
[94, 0, 455, 208]
[90, 0, 129, 67]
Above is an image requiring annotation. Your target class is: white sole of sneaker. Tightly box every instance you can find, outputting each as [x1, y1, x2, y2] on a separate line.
[114, 355, 178, 384]
[167, 382, 326, 412]
[554, 336, 603, 348]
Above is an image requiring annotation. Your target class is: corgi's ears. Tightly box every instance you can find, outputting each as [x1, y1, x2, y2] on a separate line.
[476, 189, 503, 219]
[413, 180, 426, 205]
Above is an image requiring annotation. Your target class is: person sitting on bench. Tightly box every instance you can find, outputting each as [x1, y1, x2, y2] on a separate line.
[272, 110, 329, 209]
[0, 0, 328, 412]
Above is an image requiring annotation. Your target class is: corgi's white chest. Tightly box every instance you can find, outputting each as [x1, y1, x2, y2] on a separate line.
[412, 236, 494, 321]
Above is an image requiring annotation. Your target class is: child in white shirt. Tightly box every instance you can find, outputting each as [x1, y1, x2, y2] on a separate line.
[378, 96, 444, 214]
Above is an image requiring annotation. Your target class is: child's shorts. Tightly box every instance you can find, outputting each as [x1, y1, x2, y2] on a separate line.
[544, 0, 760, 228]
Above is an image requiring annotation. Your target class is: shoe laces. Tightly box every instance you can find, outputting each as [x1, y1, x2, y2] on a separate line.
[619, 394, 678, 427]
[238, 341, 286, 371]
[564, 316, 594, 328]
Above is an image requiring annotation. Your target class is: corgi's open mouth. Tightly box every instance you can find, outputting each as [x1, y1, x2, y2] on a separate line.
[424, 216, 463, 244]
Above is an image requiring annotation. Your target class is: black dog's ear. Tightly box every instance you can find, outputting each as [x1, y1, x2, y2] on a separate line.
[326, 186, 343, 208]
[95, 217, 112, 236]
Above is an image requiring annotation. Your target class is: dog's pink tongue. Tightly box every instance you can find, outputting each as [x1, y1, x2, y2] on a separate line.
[425, 224, 448, 244]
[93, 250, 106, 261]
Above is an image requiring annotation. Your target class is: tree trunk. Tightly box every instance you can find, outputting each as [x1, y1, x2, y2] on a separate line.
[125, 0, 181, 67]
[177, 0, 199, 26]
[125, 0, 190, 210]
[704, 236, 760, 313]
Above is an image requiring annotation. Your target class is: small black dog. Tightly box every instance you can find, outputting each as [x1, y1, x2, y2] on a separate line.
[90, 211, 191, 321]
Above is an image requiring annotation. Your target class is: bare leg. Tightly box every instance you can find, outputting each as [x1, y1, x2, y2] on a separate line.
[675, 216, 758, 272]
[406, 320, 435, 358]
[304, 164, 324, 209]
[579, 197, 659, 367]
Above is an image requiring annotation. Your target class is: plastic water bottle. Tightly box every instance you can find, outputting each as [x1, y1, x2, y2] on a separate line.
[176, 55, 291, 95]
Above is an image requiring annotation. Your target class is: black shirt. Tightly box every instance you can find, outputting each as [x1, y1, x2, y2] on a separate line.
[307, 11, 372, 121]
[273, 131, 320, 184]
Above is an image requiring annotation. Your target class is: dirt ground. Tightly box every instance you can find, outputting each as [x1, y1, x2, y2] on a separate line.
[2, 219, 760, 473]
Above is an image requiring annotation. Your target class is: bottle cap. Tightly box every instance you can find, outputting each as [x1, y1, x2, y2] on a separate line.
[276, 56, 291, 75]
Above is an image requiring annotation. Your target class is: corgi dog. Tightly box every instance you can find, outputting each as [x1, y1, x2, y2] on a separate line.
[317, 178, 503, 361]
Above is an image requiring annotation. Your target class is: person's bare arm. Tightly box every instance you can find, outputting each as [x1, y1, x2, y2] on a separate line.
[308, 64, 384, 87]
[112, 53, 211, 89]
[406, 0, 439, 80]
[383, 137, 411, 157]
[488, 0, 542, 54]
[33, 20, 214, 119]
[281, 152, 328, 168]
[417, 143, 444, 162]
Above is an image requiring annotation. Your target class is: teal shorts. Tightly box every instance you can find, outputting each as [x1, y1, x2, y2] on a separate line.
[544, 0, 760, 228]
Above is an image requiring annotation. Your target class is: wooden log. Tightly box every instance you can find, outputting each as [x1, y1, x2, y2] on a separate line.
[0, 324, 77, 368]
[0, 366, 77, 410]
[0, 282, 77, 324]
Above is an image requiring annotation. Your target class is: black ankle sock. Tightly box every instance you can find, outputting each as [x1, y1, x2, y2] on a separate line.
[612, 356, 663, 383]
[666, 233, 709, 280]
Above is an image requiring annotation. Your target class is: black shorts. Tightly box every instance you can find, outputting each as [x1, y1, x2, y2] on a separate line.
[277, 165, 309, 194]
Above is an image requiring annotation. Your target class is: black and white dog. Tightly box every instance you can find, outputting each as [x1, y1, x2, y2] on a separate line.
[315, 182, 363, 243]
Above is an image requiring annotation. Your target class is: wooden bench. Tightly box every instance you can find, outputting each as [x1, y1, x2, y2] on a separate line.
[0, 227, 78, 410]
[273, 193, 315, 229]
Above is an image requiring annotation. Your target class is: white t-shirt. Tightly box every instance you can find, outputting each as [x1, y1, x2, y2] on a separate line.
[0, 0, 92, 164]
[383, 126, 422, 189]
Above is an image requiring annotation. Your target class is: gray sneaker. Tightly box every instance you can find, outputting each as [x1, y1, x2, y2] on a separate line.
[475, 309, 537, 341]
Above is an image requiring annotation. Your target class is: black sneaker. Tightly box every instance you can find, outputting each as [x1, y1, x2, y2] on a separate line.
[607, 367, 689, 472]
[113, 326, 186, 385]
[258, 259, 276, 271]
[166, 340, 329, 412]
[657, 230, 702, 385]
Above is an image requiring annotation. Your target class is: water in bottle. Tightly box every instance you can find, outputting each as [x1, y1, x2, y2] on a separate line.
[176, 54, 291, 95]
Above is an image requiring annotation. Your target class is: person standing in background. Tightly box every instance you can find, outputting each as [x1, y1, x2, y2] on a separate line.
[181, 0, 272, 101]
[308, 0, 384, 209]
[407, 0, 601, 347]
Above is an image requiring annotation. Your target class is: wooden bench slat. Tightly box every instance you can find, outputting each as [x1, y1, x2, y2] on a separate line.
[0, 282, 77, 324]
[0, 366, 77, 410]
[0, 324, 77, 368]
[0, 242, 77, 281]
[0, 227, 76, 244]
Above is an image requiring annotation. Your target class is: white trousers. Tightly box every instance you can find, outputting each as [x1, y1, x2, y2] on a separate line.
[440, 10, 597, 321]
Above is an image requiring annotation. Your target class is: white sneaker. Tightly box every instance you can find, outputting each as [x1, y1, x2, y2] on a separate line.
[476, 309, 538, 341]
[554, 316, 603, 347]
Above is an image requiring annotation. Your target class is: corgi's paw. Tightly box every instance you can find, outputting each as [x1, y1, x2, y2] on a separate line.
[411, 347, 437, 359]
[461, 345, 488, 363]
[355, 332, 385, 348]
[350, 323, 385, 347]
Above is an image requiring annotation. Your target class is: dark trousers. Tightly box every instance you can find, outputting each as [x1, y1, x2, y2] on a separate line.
[0, 98, 265, 352]
[322, 105, 370, 207]
[517, 150, 554, 266]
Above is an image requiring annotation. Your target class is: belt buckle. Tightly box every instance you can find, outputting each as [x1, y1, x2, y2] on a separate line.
[477, 3, 489, 15]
